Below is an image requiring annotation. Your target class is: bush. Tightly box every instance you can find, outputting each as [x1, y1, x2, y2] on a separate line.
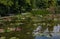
[31, 9, 50, 15]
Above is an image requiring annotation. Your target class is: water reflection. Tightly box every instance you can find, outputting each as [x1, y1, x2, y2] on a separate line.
[33, 24, 60, 39]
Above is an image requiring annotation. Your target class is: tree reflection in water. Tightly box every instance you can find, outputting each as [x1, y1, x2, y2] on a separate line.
[33, 24, 60, 37]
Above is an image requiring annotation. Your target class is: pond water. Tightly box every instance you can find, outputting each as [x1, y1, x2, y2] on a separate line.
[34, 24, 60, 39]
[35, 35, 60, 39]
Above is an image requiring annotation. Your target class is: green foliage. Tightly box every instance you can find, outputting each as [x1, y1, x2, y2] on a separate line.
[26, 0, 31, 5]
[0, 12, 60, 38]
[0, 0, 57, 15]
[0, 0, 13, 6]
[36, 0, 48, 8]
[0, 14, 35, 39]
[31, 9, 50, 15]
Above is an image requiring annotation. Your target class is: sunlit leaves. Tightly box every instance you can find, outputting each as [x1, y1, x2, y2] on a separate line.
[0, 0, 13, 6]
[26, 0, 31, 5]
[7, 0, 13, 6]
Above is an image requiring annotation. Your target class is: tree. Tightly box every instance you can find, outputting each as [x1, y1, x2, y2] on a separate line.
[35, 0, 48, 9]
[0, 0, 14, 16]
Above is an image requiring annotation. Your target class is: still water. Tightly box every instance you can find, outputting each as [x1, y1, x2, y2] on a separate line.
[34, 24, 60, 39]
